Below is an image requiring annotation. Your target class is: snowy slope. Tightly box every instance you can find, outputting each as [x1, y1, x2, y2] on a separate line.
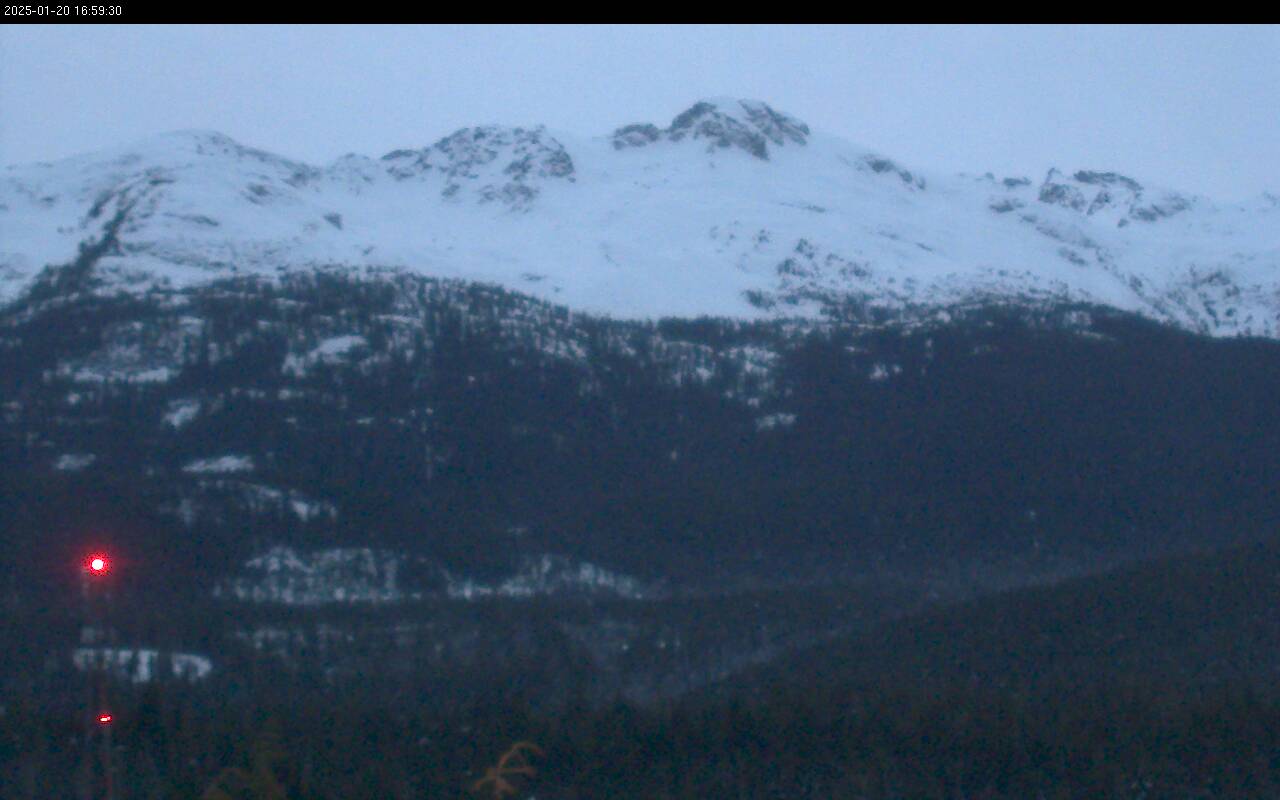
[2, 98, 1278, 335]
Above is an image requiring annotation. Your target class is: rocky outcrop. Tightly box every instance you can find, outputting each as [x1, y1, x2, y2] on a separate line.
[612, 98, 810, 160]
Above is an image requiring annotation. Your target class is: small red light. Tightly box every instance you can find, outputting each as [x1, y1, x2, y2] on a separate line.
[87, 555, 108, 574]
[97, 714, 112, 725]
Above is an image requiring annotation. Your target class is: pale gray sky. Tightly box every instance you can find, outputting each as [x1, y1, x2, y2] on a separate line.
[2, 24, 1277, 200]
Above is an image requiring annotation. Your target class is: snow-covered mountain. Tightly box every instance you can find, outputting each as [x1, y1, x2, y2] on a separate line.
[4, 98, 1277, 335]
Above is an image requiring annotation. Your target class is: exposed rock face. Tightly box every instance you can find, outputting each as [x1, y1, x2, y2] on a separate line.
[1038, 168, 1192, 225]
[381, 124, 575, 207]
[612, 98, 810, 159]
[861, 155, 926, 189]
[610, 123, 662, 149]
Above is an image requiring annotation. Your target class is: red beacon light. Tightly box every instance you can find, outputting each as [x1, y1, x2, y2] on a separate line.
[86, 555, 109, 575]
[97, 713, 113, 725]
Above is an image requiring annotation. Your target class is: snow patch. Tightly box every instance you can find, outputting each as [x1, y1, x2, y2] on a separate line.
[444, 554, 648, 600]
[217, 545, 408, 605]
[53, 453, 96, 471]
[869, 362, 903, 382]
[183, 454, 253, 474]
[163, 398, 200, 428]
[65, 365, 174, 384]
[283, 334, 368, 377]
[72, 647, 212, 683]
[755, 412, 797, 431]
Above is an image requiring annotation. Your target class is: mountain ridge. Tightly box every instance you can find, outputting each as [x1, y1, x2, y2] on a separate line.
[3, 98, 1277, 335]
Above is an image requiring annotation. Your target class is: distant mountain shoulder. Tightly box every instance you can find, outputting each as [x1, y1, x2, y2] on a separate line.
[730, 536, 1280, 696]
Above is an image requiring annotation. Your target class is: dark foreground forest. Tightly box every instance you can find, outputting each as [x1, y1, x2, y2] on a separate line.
[5, 675, 1280, 799]
[10, 533, 1280, 799]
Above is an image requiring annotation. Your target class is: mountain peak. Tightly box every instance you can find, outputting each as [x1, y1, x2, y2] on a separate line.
[138, 129, 280, 161]
[108, 129, 321, 187]
[380, 124, 575, 208]
[612, 98, 809, 160]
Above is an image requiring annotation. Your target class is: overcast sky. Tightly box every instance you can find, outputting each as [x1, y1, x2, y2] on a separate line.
[2, 25, 1277, 200]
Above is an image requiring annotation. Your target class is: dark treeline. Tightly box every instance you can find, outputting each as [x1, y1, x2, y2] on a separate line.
[4, 675, 1280, 798]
